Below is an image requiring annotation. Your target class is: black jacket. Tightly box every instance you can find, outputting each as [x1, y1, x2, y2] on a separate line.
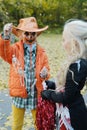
[41, 58, 87, 130]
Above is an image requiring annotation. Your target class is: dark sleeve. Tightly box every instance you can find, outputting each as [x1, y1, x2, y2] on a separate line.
[50, 71, 79, 105]
[42, 60, 87, 105]
[45, 80, 56, 90]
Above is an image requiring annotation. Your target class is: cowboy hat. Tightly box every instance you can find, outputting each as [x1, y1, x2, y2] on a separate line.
[12, 17, 48, 37]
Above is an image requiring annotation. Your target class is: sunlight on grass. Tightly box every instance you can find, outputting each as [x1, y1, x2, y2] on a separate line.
[38, 33, 66, 78]
[0, 33, 87, 92]
[4, 112, 34, 130]
[0, 34, 66, 89]
[0, 59, 9, 90]
[0, 33, 87, 130]
[0, 34, 65, 129]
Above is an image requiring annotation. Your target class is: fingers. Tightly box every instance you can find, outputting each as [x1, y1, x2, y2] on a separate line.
[3, 23, 13, 37]
[40, 66, 48, 79]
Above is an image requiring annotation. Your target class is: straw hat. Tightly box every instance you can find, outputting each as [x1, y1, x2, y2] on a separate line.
[12, 17, 48, 37]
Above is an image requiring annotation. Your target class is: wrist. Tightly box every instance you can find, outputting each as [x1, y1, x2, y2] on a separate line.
[4, 35, 10, 40]
[1, 32, 11, 40]
[1, 33, 10, 40]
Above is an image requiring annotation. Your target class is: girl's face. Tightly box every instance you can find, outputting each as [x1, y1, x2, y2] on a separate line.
[62, 30, 72, 55]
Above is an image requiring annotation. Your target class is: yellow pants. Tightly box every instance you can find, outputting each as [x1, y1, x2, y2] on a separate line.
[12, 105, 37, 130]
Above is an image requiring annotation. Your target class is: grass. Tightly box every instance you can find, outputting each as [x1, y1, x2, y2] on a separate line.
[0, 33, 66, 90]
[0, 33, 65, 130]
[38, 33, 66, 77]
[0, 33, 87, 129]
[0, 33, 87, 93]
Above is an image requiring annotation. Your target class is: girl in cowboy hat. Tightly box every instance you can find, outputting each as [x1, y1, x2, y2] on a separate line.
[41, 19, 87, 130]
[0, 17, 50, 130]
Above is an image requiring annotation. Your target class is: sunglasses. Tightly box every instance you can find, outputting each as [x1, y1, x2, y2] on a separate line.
[24, 32, 36, 36]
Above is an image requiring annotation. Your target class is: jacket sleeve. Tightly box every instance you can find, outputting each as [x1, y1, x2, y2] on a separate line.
[0, 36, 15, 64]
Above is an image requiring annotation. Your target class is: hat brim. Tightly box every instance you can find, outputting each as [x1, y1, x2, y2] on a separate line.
[12, 25, 48, 37]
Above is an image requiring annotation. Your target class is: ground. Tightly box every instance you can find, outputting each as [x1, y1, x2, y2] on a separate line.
[0, 34, 87, 130]
[0, 89, 35, 130]
[0, 89, 87, 130]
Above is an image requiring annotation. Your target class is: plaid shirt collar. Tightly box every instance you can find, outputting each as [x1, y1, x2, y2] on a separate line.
[24, 42, 36, 53]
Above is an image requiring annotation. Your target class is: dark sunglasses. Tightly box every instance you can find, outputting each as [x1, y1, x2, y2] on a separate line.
[24, 32, 36, 36]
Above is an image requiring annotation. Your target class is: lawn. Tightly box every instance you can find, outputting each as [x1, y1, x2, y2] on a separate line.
[38, 33, 66, 77]
[0, 33, 66, 130]
[0, 33, 86, 130]
[0, 33, 66, 90]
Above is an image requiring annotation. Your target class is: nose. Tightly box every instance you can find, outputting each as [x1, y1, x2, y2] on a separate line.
[30, 35, 33, 39]
[27, 35, 32, 39]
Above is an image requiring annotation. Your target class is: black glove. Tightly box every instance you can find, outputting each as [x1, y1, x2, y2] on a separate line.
[41, 90, 53, 100]
[45, 80, 56, 90]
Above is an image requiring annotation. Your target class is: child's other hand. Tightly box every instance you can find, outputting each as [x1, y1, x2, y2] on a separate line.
[40, 66, 48, 79]
[45, 80, 56, 90]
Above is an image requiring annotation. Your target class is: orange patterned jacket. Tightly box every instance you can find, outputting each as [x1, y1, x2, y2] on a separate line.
[0, 36, 50, 98]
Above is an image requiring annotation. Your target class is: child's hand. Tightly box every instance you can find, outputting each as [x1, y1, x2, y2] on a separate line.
[40, 66, 48, 79]
[3, 23, 13, 39]
[45, 80, 56, 90]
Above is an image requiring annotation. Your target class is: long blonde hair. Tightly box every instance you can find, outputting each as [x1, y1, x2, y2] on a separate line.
[56, 19, 87, 89]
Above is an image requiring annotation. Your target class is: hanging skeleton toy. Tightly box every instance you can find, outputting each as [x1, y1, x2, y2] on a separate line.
[12, 54, 25, 86]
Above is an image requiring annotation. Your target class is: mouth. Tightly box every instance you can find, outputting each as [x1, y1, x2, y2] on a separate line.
[28, 39, 34, 43]
[26, 36, 36, 43]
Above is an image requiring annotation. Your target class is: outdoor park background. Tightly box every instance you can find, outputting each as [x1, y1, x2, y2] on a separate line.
[1, 0, 87, 89]
[0, 0, 87, 130]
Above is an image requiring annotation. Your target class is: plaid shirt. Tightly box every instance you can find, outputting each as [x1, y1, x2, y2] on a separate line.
[12, 43, 37, 110]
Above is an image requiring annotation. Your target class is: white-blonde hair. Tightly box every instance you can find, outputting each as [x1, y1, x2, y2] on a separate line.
[56, 19, 87, 89]
[64, 19, 87, 58]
